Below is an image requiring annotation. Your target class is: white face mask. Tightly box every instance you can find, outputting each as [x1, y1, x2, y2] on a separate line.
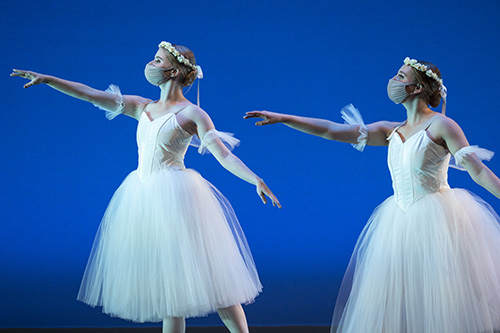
[144, 64, 174, 86]
[387, 78, 417, 104]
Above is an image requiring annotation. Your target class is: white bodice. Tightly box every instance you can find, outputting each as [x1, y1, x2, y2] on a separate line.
[136, 112, 192, 180]
[388, 129, 451, 212]
[339, 103, 494, 213]
[93, 85, 241, 182]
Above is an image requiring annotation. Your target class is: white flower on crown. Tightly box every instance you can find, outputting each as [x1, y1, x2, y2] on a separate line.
[158, 41, 197, 71]
[404, 57, 443, 86]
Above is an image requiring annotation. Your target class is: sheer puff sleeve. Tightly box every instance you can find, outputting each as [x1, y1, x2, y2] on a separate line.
[190, 129, 240, 155]
[340, 104, 368, 152]
[450, 145, 495, 171]
[92, 84, 125, 120]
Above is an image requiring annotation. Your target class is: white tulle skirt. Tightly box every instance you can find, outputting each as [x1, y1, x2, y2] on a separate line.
[332, 188, 500, 333]
[77, 168, 262, 322]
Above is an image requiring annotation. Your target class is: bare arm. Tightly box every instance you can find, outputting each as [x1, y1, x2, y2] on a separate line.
[438, 116, 500, 199]
[244, 110, 398, 147]
[10, 69, 149, 119]
[462, 155, 500, 199]
[186, 107, 281, 208]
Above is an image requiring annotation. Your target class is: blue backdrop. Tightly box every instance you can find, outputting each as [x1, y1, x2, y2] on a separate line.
[1, 0, 500, 328]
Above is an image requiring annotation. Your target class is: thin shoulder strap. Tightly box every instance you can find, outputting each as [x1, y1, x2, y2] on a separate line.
[174, 104, 191, 115]
[387, 121, 406, 141]
[424, 120, 435, 131]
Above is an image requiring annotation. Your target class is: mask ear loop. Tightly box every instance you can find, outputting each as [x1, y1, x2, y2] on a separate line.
[182, 65, 204, 106]
[196, 65, 203, 107]
[440, 84, 448, 115]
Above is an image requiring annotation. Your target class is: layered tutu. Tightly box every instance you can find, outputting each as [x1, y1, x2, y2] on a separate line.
[77, 168, 262, 322]
[332, 188, 500, 333]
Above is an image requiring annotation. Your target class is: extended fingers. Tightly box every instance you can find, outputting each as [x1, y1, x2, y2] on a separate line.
[244, 111, 268, 118]
[11, 69, 35, 88]
[254, 119, 269, 126]
[244, 112, 269, 126]
[259, 191, 267, 204]
[10, 69, 24, 77]
[11, 69, 31, 80]
[272, 196, 282, 209]
[259, 187, 281, 208]
[267, 192, 281, 208]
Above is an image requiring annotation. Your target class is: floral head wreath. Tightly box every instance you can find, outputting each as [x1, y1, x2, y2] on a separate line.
[158, 41, 204, 105]
[404, 57, 448, 114]
[404, 57, 443, 86]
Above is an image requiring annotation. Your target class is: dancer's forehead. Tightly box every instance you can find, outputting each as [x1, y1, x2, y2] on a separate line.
[154, 49, 173, 66]
[155, 49, 166, 59]
[396, 65, 414, 80]
[400, 65, 412, 74]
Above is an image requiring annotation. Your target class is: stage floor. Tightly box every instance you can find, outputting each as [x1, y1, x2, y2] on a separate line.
[2, 327, 330, 333]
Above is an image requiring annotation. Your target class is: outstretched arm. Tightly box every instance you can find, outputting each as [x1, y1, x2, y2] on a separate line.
[439, 117, 500, 199]
[462, 154, 500, 199]
[10, 69, 149, 119]
[187, 107, 281, 208]
[244, 110, 397, 147]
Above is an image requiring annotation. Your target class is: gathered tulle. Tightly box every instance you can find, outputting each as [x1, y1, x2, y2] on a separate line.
[450, 145, 495, 171]
[332, 189, 500, 333]
[92, 84, 124, 120]
[77, 168, 262, 322]
[190, 129, 240, 155]
[340, 104, 368, 152]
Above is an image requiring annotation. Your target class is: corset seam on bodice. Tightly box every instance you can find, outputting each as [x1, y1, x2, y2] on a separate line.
[137, 111, 193, 181]
[388, 129, 451, 212]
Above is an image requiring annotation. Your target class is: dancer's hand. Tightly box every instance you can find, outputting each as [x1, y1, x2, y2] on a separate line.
[256, 179, 281, 208]
[10, 69, 48, 88]
[244, 111, 284, 126]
